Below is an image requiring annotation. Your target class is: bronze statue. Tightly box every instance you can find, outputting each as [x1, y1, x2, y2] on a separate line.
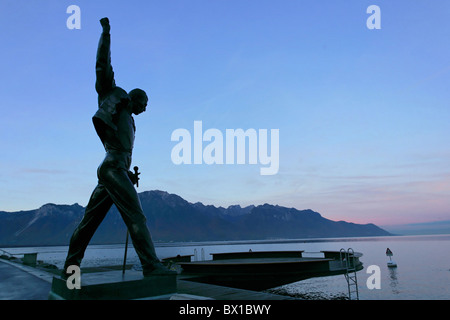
[62, 18, 174, 277]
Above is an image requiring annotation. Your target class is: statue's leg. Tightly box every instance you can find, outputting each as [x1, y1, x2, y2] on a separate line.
[99, 165, 160, 271]
[63, 183, 113, 270]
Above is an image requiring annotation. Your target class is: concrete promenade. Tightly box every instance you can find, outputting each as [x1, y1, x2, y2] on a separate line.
[0, 259, 52, 300]
[0, 258, 294, 300]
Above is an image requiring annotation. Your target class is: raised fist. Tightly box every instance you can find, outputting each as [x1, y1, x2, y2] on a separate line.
[100, 17, 110, 33]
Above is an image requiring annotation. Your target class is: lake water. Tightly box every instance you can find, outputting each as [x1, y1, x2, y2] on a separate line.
[3, 234, 449, 300]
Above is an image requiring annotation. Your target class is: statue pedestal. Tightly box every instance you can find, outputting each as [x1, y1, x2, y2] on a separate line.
[48, 270, 177, 300]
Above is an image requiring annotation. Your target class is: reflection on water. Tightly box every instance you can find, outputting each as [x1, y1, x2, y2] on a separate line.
[388, 267, 400, 295]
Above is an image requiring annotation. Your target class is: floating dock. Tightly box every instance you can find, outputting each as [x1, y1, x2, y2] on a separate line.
[171, 250, 363, 291]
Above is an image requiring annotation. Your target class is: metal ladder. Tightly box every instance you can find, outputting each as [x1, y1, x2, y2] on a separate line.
[340, 248, 359, 300]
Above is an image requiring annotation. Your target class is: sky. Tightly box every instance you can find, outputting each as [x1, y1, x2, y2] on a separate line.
[1, 0, 450, 227]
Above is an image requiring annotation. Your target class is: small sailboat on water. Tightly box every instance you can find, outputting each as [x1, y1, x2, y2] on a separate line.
[386, 248, 397, 268]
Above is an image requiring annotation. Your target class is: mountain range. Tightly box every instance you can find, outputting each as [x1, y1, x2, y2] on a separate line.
[0, 190, 391, 246]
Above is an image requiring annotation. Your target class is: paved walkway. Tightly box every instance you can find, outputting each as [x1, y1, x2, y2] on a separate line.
[0, 259, 52, 300]
[0, 259, 297, 300]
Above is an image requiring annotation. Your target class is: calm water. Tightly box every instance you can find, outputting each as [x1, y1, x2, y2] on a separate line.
[3, 234, 449, 300]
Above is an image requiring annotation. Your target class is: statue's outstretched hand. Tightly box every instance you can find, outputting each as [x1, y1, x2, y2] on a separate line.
[100, 17, 110, 33]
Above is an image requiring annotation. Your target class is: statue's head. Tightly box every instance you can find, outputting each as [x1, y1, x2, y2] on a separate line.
[128, 88, 148, 115]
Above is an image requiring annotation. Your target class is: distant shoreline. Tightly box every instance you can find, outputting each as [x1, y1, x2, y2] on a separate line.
[4, 233, 450, 249]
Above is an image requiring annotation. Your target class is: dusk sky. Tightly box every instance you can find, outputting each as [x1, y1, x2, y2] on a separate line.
[1, 0, 450, 227]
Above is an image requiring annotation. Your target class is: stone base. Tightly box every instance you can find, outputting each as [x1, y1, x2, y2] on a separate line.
[48, 270, 177, 300]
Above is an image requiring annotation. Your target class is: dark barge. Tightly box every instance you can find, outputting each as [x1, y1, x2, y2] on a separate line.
[164, 250, 363, 291]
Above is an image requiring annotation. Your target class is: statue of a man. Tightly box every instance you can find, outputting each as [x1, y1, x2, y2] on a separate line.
[62, 18, 174, 277]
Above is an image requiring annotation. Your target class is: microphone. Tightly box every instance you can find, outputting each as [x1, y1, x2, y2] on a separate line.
[133, 166, 139, 188]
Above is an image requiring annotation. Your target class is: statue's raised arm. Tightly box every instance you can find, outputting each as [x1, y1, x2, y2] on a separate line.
[95, 17, 116, 98]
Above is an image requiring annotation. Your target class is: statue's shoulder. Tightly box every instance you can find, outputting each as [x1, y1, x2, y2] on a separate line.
[93, 86, 130, 131]
[100, 86, 129, 107]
